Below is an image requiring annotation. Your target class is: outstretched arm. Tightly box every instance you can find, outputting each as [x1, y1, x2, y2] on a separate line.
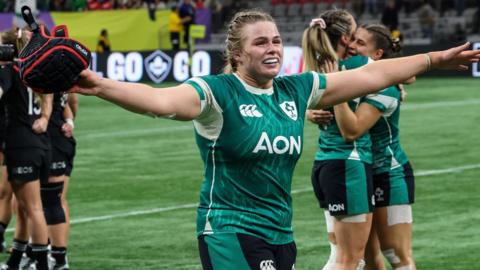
[318, 43, 480, 108]
[70, 69, 202, 121]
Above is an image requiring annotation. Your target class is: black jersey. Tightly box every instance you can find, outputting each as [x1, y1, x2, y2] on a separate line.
[48, 92, 76, 149]
[0, 64, 49, 150]
[0, 97, 6, 151]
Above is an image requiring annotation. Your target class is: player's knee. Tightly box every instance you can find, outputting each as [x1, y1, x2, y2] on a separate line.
[337, 249, 364, 266]
[0, 183, 12, 200]
[41, 182, 65, 225]
[335, 214, 369, 251]
[336, 257, 365, 269]
[0, 189, 12, 201]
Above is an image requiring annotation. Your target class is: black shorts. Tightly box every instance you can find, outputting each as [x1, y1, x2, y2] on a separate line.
[198, 233, 296, 270]
[50, 140, 75, 177]
[5, 147, 51, 183]
[373, 162, 415, 207]
[311, 159, 374, 216]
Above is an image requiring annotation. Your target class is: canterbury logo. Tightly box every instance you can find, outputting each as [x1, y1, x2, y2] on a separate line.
[260, 260, 276, 270]
[239, 104, 263, 117]
[75, 44, 88, 56]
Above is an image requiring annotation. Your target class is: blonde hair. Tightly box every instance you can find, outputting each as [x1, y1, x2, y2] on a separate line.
[224, 10, 275, 73]
[302, 9, 354, 72]
[1, 28, 44, 103]
[1, 27, 29, 57]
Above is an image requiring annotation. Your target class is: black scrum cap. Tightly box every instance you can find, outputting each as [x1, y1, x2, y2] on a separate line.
[18, 6, 91, 93]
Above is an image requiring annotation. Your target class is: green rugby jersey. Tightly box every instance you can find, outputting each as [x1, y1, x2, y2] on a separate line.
[364, 86, 409, 175]
[314, 55, 372, 163]
[186, 72, 326, 244]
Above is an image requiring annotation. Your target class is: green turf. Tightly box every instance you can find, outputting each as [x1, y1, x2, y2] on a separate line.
[3, 77, 479, 269]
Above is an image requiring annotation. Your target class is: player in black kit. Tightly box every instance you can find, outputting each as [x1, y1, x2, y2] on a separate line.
[0, 28, 52, 270]
[0, 96, 12, 253]
[46, 91, 76, 270]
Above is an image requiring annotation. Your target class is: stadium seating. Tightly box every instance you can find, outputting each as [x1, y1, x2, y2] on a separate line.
[238, 0, 476, 46]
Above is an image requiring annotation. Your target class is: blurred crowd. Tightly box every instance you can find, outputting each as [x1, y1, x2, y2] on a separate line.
[271, 0, 478, 16]
[0, 0, 234, 12]
[345, 0, 470, 17]
[0, 0, 479, 39]
[271, 0, 480, 36]
[379, 0, 480, 38]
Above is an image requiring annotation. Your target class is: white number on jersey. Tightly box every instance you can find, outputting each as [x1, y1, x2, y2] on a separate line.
[27, 88, 42, 115]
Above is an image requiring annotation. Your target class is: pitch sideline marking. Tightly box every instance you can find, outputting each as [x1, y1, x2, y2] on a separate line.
[6, 163, 478, 233]
[401, 99, 480, 110]
[414, 164, 480, 176]
[76, 125, 192, 140]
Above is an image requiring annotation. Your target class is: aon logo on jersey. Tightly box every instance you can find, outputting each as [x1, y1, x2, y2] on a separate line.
[253, 132, 301, 155]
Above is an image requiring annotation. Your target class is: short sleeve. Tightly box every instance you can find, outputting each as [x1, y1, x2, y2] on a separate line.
[184, 77, 220, 119]
[307, 71, 327, 109]
[363, 87, 399, 116]
[184, 76, 224, 140]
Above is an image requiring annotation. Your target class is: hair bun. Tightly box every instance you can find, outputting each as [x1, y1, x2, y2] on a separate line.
[391, 38, 402, 53]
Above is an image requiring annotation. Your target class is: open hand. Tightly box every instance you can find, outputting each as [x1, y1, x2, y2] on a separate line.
[320, 59, 339, 73]
[431, 42, 480, 71]
[307, 109, 334, 125]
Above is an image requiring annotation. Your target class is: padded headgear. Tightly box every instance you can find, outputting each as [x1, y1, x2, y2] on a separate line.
[18, 6, 91, 93]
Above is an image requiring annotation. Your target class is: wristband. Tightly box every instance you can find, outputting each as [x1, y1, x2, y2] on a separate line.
[65, 118, 74, 129]
[424, 53, 432, 71]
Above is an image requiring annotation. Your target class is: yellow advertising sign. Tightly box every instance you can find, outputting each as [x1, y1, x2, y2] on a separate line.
[50, 9, 171, 51]
[189, 24, 206, 39]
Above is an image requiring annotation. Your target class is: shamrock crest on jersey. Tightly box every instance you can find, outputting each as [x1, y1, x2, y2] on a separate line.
[186, 72, 326, 244]
[279, 101, 297, 120]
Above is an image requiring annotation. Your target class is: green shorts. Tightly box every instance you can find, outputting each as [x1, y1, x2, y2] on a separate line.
[311, 159, 374, 216]
[373, 162, 414, 207]
[198, 232, 296, 270]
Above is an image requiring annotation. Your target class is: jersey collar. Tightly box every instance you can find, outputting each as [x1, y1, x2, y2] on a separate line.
[233, 73, 274, 96]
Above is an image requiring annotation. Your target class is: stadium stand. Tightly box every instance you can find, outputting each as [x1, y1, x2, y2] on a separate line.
[204, 0, 480, 48]
[0, 0, 478, 48]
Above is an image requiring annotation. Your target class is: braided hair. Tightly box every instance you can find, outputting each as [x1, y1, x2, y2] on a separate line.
[361, 24, 403, 59]
[224, 10, 275, 73]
